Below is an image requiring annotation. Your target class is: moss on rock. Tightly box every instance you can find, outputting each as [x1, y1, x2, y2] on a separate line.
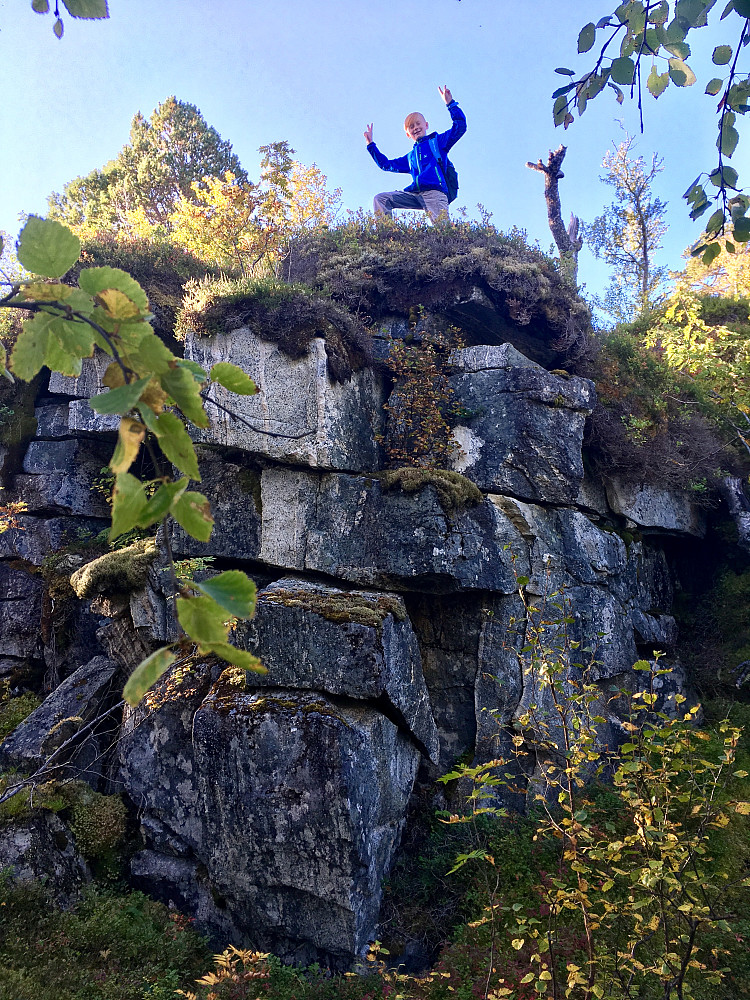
[379, 467, 483, 514]
[261, 587, 406, 629]
[69, 538, 158, 600]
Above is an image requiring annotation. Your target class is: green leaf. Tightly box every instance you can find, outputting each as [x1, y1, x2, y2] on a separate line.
[719, 123, 740, 156]
[16, 217, 80, 278]
[153, 410, 201, 480]
[123, 646, 176, 707]
[129, 331, 176, 376]
[53, 17, 63, 37]
[578, 22, 596, 53]
[160, 365, 209, 428]
[195, 571, 257, 619]
[664, 40, 691, 59]
[78, 266, 148, 312]
[713, 44, 733, 64]
[608, 81, 625, 103]
[553, 94, 569, 125]
[668, 57, 697, 86]
[10, 312, 86, 380]
[732, 216, 750, 241]
[554, 67, 575, 76]
[706, 77, 724, 95]
[702, 242, 723, 266]
[110, 471, 149, 539]
[552, 83, 576, 98]
[199, 642, 266, 672]
[734, 0, 750, 14]
[61, 0, 109, 17]
[610, 57, 635, 85]
[89, 376, 151, 415]
[141, 477, 189, 524]
[210, 362, 258, 396]
[31, 0, 50, 12]
[176, 594, 228, 645]
[647, 65, 670, 97]
[648, 1, 670, 24]
[173, 491, 214, 541]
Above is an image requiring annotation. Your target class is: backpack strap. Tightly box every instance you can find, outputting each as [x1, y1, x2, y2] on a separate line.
[428, 136, 448, 188]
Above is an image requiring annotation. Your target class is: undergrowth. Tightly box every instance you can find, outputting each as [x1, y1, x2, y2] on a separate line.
[0, 879, 210, 1000]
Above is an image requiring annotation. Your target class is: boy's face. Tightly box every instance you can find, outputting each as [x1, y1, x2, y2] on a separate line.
[404, 113, 429, 141]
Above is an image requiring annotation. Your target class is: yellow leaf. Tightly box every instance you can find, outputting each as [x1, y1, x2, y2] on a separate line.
[96, 287, 143, 320]
[734, 801, 750, 815]
[110, 417, 145, 474]
[103, 362, 126, 389]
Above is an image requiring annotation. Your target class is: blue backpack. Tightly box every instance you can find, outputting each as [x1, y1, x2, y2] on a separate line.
[410, 137, 459, 203]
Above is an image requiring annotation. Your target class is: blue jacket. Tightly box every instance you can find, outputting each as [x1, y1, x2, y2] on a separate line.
[367, 100, 466, 196]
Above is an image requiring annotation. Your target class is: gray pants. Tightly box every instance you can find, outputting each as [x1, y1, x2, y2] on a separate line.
[373, 189, 449, 221]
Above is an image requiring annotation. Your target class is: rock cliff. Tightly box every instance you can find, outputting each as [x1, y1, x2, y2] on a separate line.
[0, 266, 727, 968]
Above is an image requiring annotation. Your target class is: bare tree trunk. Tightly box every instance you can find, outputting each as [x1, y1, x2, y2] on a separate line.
[527, 145, 583, 284]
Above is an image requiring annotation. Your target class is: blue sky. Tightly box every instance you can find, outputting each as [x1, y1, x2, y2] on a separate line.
[0, 0, 741, 301]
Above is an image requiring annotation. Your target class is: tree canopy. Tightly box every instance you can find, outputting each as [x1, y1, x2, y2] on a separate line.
[48, 97, 246, 234]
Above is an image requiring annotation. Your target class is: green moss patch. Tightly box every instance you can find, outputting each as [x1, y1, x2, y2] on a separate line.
[261, 587, 406, 628]
[379, 467, 483, 514]
[69, 538, 158, 599]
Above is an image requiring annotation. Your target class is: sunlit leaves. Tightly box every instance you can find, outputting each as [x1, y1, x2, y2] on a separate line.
[78, 265, 149, 312]
[209, 362, 258, 395]
[668, 57, 697, 86]
[10, 311, 94, 380]
[123, 647, 176, 708]
[16, 216, 80, 277]
[195, 571, 257, 619]
[153, 410, 201, 480]
[160, 363, 209, 428]
[89, 376, 151, 415]
[647, 65, 670, 97]
[110, 472, 150, 539]
[172, 491, 213, 541]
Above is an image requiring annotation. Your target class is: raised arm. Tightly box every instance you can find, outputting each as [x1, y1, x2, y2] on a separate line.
[363, 123, 374, 145]
[437, 86, 466, 153]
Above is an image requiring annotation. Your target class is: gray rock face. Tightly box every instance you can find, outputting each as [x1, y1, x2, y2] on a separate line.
[118, 669, 420, 967]
[13, 439, 111, 518]
[48, 350, 110, 398]
[0, 515, 107, 565]
[0, 811, 90, 907]
[170, 450, 262, 561]
[233, 578, 439, 762]
[260, 468, 529, 592]
[0, 564, 43, 660]
[184, 329, 386, 472]
[605, 478, 706, 537]
[0, 656, 121, 772]
[447, 346, 596, 503]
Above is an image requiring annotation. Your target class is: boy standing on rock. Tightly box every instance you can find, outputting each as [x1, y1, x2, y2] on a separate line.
[364, 85, 466, 222]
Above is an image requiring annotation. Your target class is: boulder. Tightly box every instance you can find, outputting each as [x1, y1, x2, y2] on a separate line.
[118, 668, 421, 968]
[605, 478, 706, 537]
[191, 683, 420, 967]
[233, 577, 438, 762]
[447, 346, 596, 503]
[0, 655, 121, 772]
[259, 468, 529, 593]
[0, 811, 90, 907]
[184, 329, 385, 472]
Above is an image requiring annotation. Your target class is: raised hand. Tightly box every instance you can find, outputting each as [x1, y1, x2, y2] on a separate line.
[364, 123, 374, 144]
[439, 85, 453, 105]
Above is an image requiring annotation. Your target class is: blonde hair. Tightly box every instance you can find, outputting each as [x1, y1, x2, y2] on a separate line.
[404, 112, 426, 129]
